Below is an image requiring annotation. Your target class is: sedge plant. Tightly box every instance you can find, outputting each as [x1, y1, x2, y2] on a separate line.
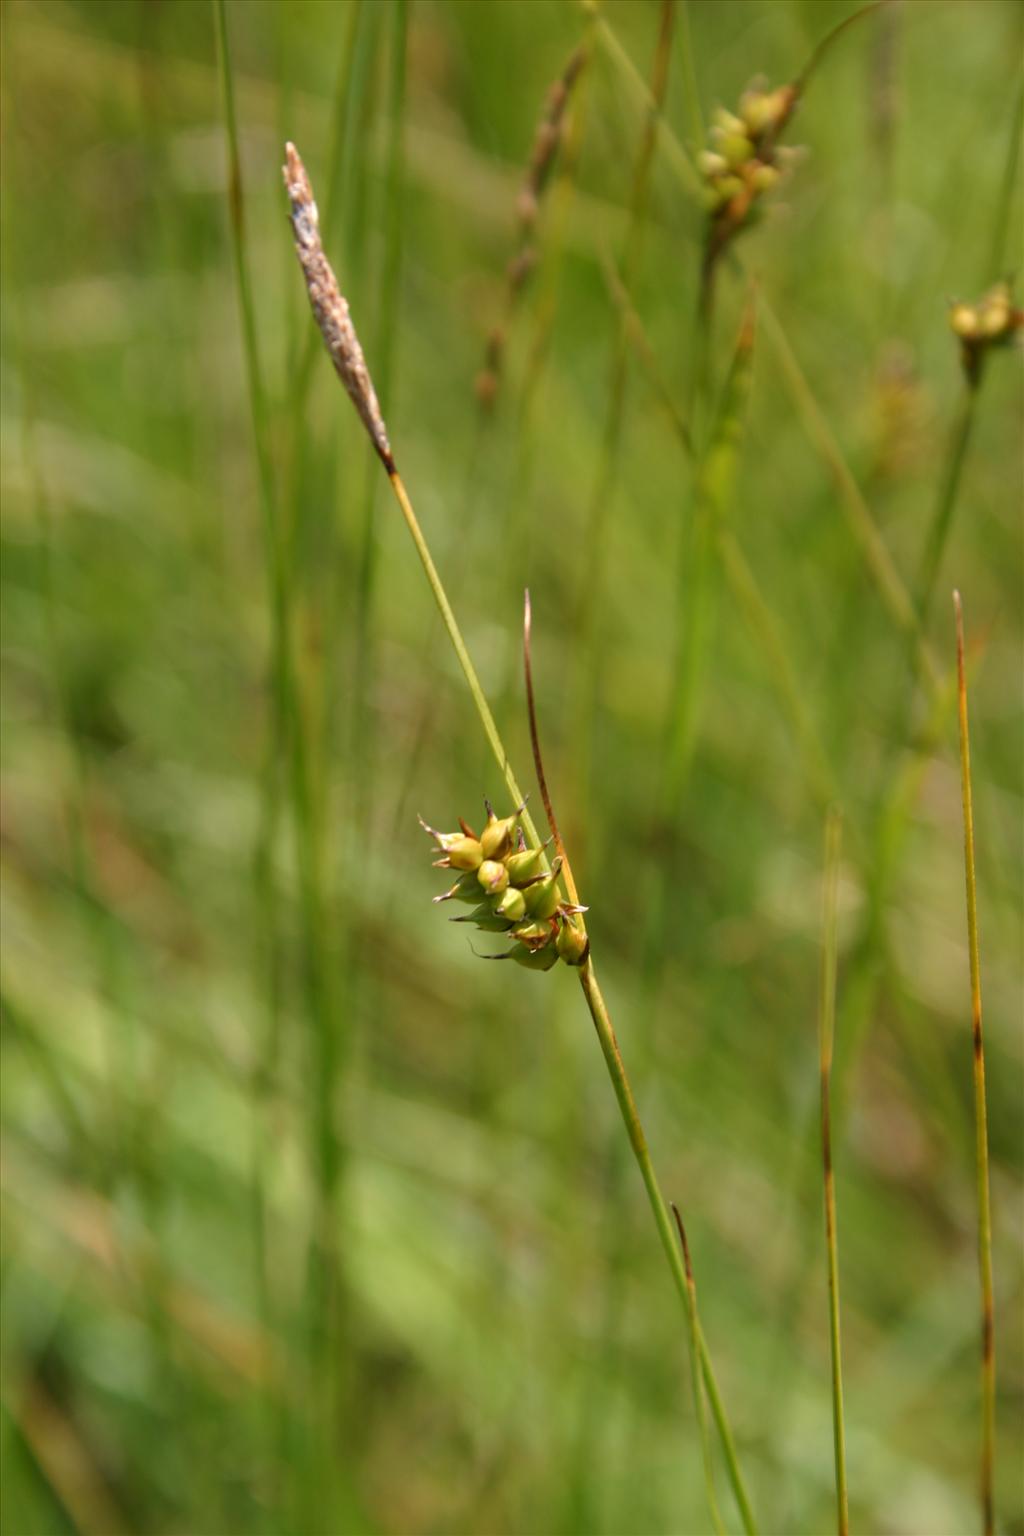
[282, 140, 757, 1536]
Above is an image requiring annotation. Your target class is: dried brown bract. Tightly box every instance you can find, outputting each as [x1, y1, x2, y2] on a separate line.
[283, 142, 394, 470]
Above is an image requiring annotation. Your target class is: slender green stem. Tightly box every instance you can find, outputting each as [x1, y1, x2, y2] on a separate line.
[289, 134, 755, 1536]
[578, 959, 757, 1535]
[672, 1205, 726, 1536]
[716, 526, 838, 815]
[985, 64, 1024, 282]
[593, 11, 700, 195]
[953, 592, 995, 1536]
[917, 70, 1022, 630]
[384, 462, 756, 1531]
[818, 808, 849, 1536]
[677, 1, 704, 150]
[757, 293, 942, 702]
[217, 12, 344, 1522]
[916, 385, 978, 629]
[386, 471, 543, 854]
[574, 0, 678, 855]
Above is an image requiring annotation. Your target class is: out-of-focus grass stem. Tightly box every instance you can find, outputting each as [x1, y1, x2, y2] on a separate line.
[214, 9, 343, 1521]
[577, 959, 757, 1535]
[349, 0, 407, 813]
[916, 74, 1023, 628]
[573, 0, 677, 854]
[818, 808, 849, 1536]
[953, 592, 996, 1536]
[757, 293, 942, 702]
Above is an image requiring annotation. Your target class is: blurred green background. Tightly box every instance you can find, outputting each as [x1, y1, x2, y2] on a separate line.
[1, 2, 1021, 1533]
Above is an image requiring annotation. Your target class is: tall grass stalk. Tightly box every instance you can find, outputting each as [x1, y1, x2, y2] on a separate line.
[284, 140, 756, 1535]
[663, 302, 756, 816]
[953, 592, 996, 1536]
[393, 29, 592, 843]
[607, 269, 839, 820]
[214, 12, 346, 1523]
[573, 0, 677, 855]
[915, 73, 1024, 628]
[672, 1205, 726, 1536]
[392, 352, 761, 1536]
[818, 808, 849, 1536]
[757, 294, 942, 703]
[348, 0, 407, 814]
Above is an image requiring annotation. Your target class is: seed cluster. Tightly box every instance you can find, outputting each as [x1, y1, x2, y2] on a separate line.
[421, 803, 588, 970]
[699, 82, 800, 272]
[948, 281, 1023, 385]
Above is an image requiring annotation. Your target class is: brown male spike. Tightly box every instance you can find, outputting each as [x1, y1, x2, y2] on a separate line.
[283, 142, 394, 471]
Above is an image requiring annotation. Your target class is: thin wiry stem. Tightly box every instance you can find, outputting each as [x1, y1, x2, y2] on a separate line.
[917, 71, 1023, 628]
[954, 592, 996, 1536]
[986, 64, 1024, 282]
[573, 0, 678, 856]
[285, 139, 757, 1536]
[577, 960, 757, 1535]
[672, 1205, 726, 1536]
[793, 2, 885, 95]
[385, 470, 543, 852]
[757, 293, 942, 702]
[523, 589, 581, 911]
[818, 808, 849, 1536]
[916, 385, 978, 628]
[218, 16, 347, 1525]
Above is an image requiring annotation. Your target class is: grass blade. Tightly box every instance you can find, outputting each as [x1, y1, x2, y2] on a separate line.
[664, 300, 756, 810]
[953, 592, 996, 1536]
[818, 807, 849, 1536]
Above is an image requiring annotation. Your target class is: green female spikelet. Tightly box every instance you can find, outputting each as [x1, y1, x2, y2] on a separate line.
[421, 805, 587, 967]
[949, 280, 1023, 386]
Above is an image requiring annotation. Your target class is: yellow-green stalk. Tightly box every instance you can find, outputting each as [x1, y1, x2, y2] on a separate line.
[818, 808, 849, 1536]
[953, 592, 996, 1536]
[283, 140, 757, 1536]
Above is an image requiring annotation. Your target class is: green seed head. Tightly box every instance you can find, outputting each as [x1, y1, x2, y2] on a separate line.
[522, 858, 563, 920]
[512, 945, 559, 972]
[713, 128, 755, 168]
[556, 917, 589, 966]
[492, 886, 527, 923]
[506, 846, 546, 886]
[480, 804, 518, 861]
[749, 161, 780, 193]
[477, 859, 509, 894]
[445, 836, 484, 871]
[433, 871, 487, 905]
[510, 917, 554, 949]
[454, 904, 514, 933]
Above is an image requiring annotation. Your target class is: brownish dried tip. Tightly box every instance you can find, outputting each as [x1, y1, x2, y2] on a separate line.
[282, 142, 394, 471]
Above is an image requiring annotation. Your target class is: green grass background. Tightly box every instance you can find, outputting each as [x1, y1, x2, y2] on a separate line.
[1, 2, 1021, 1533]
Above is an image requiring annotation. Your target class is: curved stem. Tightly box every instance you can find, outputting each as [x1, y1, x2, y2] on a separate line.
[523, 589, 581, 910]
[578, 958, 757, 1535]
